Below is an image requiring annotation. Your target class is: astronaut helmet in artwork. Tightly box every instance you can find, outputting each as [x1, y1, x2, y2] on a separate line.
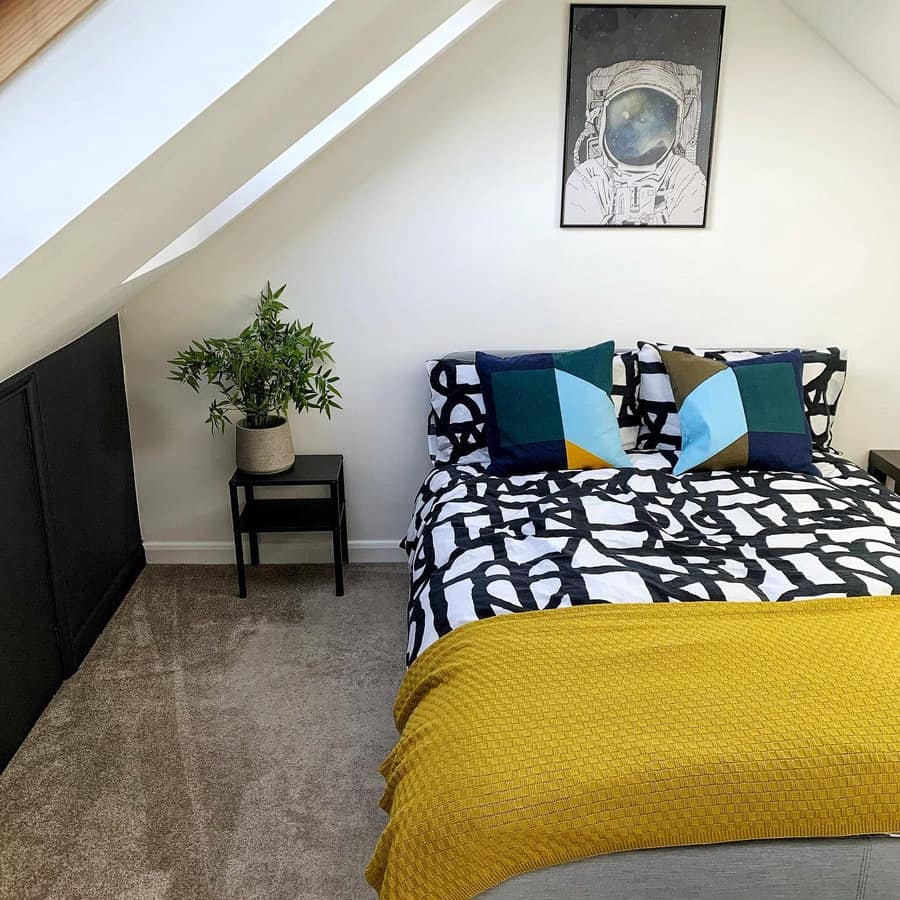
[564, 60, 707, 226]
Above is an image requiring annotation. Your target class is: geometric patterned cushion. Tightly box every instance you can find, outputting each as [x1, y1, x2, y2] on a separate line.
[476, 343, 631, 476]
[636, 342, 847, 452]
[427, 349, 641, 465]
[661, 348, 818, 476]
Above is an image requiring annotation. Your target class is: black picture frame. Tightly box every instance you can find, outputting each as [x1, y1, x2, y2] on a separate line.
[560, 4, 726, 228]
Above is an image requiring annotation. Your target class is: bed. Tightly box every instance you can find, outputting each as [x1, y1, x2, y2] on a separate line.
[369, 349, 900, 899]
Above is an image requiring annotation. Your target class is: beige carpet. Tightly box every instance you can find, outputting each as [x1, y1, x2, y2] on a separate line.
[0, 563, 408, 900]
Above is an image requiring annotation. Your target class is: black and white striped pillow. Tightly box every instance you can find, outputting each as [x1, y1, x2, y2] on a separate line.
[636, 342, 847, 451]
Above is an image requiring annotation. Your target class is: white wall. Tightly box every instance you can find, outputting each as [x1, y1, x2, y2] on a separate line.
[121, 0, 900, 563]
[785, 0, 900, 106]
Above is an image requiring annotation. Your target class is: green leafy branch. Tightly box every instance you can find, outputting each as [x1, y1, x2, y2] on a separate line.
[168, 282, 341, 432]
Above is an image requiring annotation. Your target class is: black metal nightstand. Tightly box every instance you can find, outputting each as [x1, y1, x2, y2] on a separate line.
[867, 450, 900, 490]
[228, 454, 348, 597]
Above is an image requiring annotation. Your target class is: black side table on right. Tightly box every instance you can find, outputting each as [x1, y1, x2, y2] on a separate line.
[228, 454, 348, 598]
[868, 450, 900, 491]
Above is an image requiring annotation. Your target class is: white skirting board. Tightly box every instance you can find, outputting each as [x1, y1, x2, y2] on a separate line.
[144, 538, 406, 564]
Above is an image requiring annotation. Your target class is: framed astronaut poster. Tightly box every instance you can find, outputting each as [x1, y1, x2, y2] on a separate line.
[561, 4, 725, 227]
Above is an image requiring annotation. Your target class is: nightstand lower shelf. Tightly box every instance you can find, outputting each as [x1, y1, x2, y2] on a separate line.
[238, 499, 344, 533]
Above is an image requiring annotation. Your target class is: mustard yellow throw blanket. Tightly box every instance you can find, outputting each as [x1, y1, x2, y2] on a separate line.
[367, 597, 900, 899]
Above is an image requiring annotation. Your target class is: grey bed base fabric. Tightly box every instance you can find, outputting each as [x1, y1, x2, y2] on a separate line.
[481, 837, 899, 899]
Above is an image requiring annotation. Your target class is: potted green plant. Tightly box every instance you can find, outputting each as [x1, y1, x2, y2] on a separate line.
[169, 282, 341, 475]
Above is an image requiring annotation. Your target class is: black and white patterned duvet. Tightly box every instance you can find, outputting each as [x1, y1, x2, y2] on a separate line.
[404, 451, 900, 664]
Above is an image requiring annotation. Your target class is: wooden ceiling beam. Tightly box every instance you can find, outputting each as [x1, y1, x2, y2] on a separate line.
[0, 0, 100, 86]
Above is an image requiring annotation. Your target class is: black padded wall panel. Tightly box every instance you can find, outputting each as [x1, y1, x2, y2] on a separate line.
[35, 316, 144, 667]
[0, 316, 144, 767]
[0, 378, 64, 769]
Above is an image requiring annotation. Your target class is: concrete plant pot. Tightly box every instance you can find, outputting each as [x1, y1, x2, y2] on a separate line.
[235, 416, 294, 475]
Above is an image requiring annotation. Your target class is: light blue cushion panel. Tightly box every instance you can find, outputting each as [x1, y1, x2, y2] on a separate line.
[674, 369, 747, 476]
[555, 370, 631, 468]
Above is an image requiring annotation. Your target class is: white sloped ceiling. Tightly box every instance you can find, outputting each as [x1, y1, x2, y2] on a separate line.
[0, 0, 337, 279]
[784, 0, 900, 106]
[0, 0, 478, 380]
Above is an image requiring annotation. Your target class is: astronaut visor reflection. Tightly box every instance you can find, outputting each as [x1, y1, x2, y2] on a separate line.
[603, 87, 678, 167]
